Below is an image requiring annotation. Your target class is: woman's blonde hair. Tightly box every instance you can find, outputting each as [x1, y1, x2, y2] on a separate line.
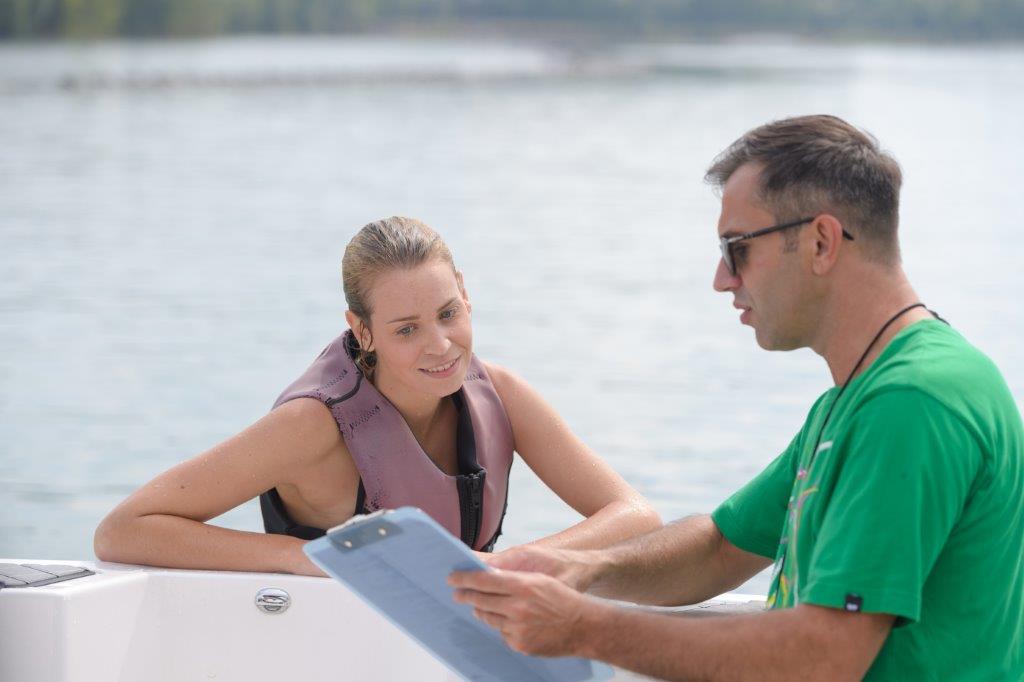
[342, 216, 456, 373]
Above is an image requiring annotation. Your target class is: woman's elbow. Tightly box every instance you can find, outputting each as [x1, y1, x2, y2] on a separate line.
[636, 502, 664, 533]
[619, 497, 663, 534]
[93, 511, 134, 563]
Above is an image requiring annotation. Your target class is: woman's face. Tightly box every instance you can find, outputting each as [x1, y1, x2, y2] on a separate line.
[359, 259, 472, 399]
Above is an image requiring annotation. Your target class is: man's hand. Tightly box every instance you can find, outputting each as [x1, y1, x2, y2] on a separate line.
[483, 545, 599, 592]
[448, 568, 598, 657]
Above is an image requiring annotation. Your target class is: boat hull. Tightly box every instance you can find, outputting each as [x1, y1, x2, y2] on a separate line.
[0, 559, 763, 681]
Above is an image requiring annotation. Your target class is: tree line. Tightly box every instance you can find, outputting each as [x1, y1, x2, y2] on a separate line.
[2, 0, 1022, 41]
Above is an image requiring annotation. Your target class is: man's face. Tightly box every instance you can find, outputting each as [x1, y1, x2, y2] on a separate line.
[712, 163, 813, 350]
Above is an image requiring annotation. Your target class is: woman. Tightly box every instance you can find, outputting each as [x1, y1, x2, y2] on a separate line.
[95, 217, 661, 575]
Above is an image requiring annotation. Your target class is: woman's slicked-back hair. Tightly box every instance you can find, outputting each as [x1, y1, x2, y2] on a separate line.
[341, 216, 455, 372]
[705, 115, 903, 264]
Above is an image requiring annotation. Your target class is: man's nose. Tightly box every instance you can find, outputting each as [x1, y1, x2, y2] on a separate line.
[713, 258, 741, 292]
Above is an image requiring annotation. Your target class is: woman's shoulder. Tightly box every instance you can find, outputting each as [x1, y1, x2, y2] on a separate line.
[478, 360, 538, 411]
[479, 360, 516, 392]
[271, 394, 335, 420]
[265, 397, 347, 467]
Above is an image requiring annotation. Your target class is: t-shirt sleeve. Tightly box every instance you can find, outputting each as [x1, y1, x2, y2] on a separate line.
[712, 434, 801, 559]
[800, 389, 982, 623]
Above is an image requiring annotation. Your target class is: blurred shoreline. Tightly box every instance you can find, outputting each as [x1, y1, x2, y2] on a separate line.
[4, 12, 1024, 45]
[2, 32, 1021, 95]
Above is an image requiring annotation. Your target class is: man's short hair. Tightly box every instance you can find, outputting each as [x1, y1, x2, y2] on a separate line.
[705, 115, 903, 264]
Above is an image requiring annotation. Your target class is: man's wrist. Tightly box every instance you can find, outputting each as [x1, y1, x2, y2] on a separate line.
[572, 596, 616, 660]
[581, 547, 617, 595]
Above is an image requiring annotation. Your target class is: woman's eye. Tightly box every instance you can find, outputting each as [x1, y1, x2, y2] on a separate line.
[396, 326, 414, 337]
[440, 307, 457, 321]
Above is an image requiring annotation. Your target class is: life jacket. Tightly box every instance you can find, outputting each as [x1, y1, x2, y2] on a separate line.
[259, 331, 514, 551]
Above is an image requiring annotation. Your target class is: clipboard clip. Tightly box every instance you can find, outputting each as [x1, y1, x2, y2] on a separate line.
[326, 509, 405, 552]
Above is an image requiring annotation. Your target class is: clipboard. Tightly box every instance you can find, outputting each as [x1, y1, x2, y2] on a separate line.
[304, 507, 614, 682]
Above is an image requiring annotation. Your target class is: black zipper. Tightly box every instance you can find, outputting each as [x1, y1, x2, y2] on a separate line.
[457, 471, 485, 548]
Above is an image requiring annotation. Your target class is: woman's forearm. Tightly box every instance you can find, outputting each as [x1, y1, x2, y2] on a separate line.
[528, 499, 662, 551]
[94, 512, 319, 575]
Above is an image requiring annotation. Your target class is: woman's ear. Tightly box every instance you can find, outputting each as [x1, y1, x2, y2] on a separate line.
[455, 270, 471, 313]
[344, 310, 374, 350]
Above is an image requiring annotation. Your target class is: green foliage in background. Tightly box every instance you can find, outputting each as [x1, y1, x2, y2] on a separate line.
[2, 0, 1022, 40]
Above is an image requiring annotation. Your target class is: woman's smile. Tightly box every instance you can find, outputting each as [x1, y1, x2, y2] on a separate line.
[420, 356, 460, 378]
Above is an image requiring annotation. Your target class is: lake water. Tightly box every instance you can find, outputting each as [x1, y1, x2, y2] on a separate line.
[2, 36, 1022, 595]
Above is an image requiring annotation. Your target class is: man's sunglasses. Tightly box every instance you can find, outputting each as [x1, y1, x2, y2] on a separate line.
[719, 216, 855, 276]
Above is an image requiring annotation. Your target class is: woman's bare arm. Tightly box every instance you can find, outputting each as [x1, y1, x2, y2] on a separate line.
[486, 363, 662, 550]
[93, 398, 350, 575]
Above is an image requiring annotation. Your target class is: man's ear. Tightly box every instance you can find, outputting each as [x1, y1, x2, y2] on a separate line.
[810, 214, 846, 275]
[344, 310, 373, 350]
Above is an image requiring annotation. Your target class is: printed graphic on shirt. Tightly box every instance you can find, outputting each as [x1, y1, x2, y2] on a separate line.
[766, 440, 830, 608]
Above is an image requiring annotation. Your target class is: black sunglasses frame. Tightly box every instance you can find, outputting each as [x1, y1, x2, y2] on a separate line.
[719, 216, 855, 276]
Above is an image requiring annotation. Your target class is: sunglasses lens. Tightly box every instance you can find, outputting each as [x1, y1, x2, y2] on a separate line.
[720, 241, 734, 276]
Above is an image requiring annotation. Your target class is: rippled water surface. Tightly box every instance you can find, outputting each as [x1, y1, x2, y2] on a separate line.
[2, 37, 1022, 594]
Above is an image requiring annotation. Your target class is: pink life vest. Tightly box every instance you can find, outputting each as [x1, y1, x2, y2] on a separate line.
[259, 331, 514, 551]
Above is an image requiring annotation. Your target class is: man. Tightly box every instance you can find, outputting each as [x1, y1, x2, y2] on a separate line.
[449, 115, 1024, 680]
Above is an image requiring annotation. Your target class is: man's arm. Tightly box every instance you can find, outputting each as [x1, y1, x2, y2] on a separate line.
[488, 514, 771, 606]
[589, 514, 771, 605]
[577, 600, 893, 681]
[450, 569, 893, 681]
[546, 437, 795, 605]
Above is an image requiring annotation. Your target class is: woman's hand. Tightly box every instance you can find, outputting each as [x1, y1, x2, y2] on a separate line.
[282, 538, 329, 577]
[290, 554, 329, 578]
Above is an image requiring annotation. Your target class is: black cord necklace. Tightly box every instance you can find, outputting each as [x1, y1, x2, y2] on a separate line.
[806, 302, 944, 468]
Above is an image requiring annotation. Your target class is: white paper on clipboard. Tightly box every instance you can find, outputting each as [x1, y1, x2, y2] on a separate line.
[303, 507, 614, 682]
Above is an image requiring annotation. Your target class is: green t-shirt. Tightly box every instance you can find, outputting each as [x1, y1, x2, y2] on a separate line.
[712, 320, 1024, 680]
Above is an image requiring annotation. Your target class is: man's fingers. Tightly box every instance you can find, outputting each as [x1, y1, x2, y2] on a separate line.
[454, 588, 514, 615]
[474, 607, 507, 630]
[485, 549, 531, 570]
[448, 568, 518, 593]
[477, 553, 499, 567]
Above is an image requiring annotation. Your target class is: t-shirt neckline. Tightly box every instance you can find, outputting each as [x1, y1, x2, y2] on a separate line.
[828, 317, 946, 396]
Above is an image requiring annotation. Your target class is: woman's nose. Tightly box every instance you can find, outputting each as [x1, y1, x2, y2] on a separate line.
[425, 324, 452, 356]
